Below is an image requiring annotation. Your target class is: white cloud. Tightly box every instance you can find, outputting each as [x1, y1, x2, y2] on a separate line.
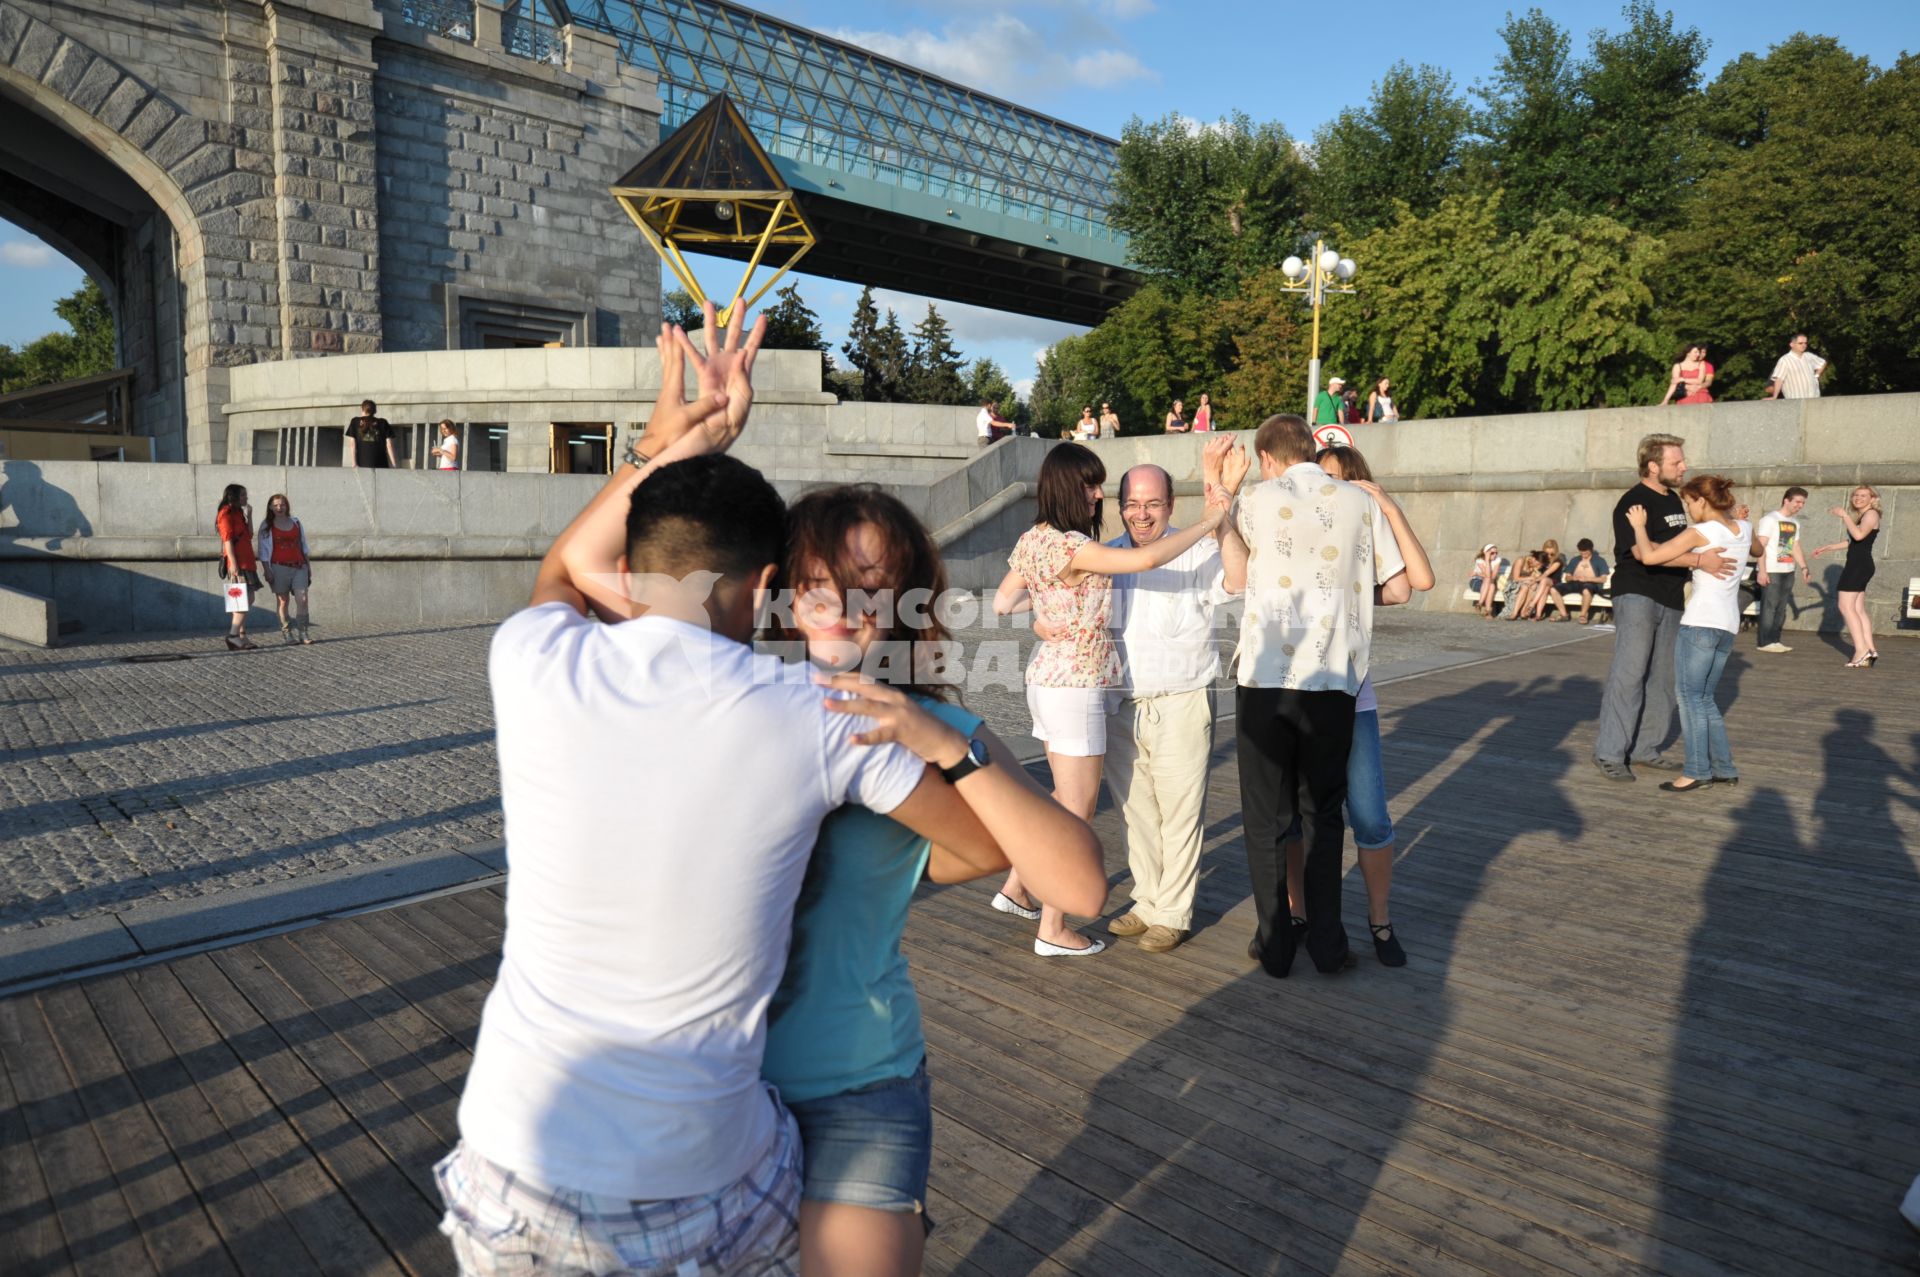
[0, 241, 60, 268]
[831, 13, 1152, 97]
[1013, 377, 1036, 398]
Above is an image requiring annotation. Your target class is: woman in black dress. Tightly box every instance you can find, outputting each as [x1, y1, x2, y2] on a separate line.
[1810, 485, 1883, 667]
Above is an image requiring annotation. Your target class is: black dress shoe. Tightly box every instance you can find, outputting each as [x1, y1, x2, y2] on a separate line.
[1370, 921, 1408, 968]
[1313, 949, 1357, 974]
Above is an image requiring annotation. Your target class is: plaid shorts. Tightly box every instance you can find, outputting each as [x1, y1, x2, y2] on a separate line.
[433, 1097, 802, 1276]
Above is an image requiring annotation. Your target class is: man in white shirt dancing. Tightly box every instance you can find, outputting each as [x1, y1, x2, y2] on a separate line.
[1100, 458, 1243, 953]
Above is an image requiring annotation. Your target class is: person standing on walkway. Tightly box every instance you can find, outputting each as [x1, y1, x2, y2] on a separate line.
[1216, 415, 1409, 977]
[1095, 458, 1242, 954]
[991, 441, 1231, 958]
[216, 484, 259, 651]
[1810, 485, 1884, 667]
[1765, 333, 1830, 399]
[256, 494, 314, 645]
[431, 420, 461, 471]
[1365, 377, 1398, 422]
[1313, 377, 1345, 426]
[347, 399, 397, 468]
[1075, 406, 1099, 441]
[1276, 444, 1435, 968]
[1099, 402, 1120, 438]
[763, 486, 1104, 1277]
[1192, 392, 1213, 433]
[1753, 487, 1810, 653]
[1163, 399, 1189, 433]
[1624, 475, 1752, 792]
[1594, 433, 1736, 782]
[437, 301, 1062, 1276]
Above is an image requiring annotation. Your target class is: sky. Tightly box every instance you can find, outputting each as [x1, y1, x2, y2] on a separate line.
[3, 0, 1914, 394]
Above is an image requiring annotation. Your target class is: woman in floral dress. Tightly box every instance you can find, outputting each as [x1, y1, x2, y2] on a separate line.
[991, 441, 1232, 955]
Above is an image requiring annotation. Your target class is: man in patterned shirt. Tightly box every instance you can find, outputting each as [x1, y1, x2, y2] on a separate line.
[1764, 333, 1830, 399]
[1218, 413, 1408, 977]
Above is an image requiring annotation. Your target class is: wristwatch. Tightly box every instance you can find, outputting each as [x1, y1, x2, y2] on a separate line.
[622, 435, 654, 468]
[940, 736, 992, 785]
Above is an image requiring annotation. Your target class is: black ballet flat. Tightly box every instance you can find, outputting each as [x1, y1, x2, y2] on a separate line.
[1369, 921, 1408, 968]
[1658, 778, 1714, 794]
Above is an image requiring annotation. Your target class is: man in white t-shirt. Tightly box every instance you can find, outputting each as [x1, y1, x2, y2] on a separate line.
[1765, 333, 1830, 399]
[1752, 485, 1811, 653]
[438, 308, 1015, 1276]
[1097, 462, 1240, 953]
[1218, 414, 1408, 977]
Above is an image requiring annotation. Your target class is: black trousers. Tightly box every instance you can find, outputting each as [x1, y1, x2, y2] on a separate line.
[1236, 685, 1356, 974]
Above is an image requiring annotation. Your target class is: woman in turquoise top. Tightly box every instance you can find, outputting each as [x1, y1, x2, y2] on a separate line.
[762, 486, 1106, 1276]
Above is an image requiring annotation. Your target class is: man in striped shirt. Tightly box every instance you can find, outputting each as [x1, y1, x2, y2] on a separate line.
[1765, 333, 1830, 399]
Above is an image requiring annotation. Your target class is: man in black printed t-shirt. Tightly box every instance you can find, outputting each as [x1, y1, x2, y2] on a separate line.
[348, 399, 397, 469]
[1592, 433, 1735, 781]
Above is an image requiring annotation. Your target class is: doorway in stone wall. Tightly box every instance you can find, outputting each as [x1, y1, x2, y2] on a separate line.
[549, 423, 613, 475]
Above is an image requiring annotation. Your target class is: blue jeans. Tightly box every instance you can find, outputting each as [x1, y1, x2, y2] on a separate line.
[1283, 709, 1393, 849]
[1674, 625, 1737, 781]
[784, 1061, 933, 1220]
[1756, 574, 1794, 647]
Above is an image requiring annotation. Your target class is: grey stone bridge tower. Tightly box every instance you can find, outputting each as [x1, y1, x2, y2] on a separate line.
[0, 0, 662, 462]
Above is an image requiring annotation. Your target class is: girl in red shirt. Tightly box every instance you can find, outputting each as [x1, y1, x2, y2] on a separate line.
[256, 493, 314, 644]
[215, 484, 259, 650]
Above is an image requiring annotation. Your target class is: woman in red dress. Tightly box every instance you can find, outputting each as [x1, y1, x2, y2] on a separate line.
[1661, 344, 1715, 405]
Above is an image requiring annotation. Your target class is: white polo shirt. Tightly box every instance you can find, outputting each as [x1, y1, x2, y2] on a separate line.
[461, 604, 925, 1200]
[1233, 463, 1405, 694]
[1106, 530, 1234, 697]
[976, 407, 993, 438]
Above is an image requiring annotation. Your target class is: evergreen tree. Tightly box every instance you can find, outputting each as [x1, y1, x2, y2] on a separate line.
[840, 286, 894, 401]
[965, 358, 1017, 416]
[904, 304, 967, 405]
[759, 282, 831, 389]
[871, 309, 910, 403]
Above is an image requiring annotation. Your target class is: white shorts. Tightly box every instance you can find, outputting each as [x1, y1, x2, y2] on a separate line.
[1026, 685, 1108, 757]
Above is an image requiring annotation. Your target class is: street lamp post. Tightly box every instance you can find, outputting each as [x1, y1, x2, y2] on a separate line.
[1279, 240, 1357, 419]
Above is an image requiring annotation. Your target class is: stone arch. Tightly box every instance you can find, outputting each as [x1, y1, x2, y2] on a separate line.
[0, 0, 274, 459]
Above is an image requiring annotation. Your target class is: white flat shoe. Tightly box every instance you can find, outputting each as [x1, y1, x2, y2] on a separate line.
[990, 892, 1041, 921]
[1034, 936, 1106, 958]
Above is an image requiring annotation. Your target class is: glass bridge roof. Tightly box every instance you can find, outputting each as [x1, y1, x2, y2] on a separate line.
[569, 0, 1122, 247]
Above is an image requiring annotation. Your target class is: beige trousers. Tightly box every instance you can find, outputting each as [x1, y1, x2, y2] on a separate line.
[1104, 687, 1214, 929]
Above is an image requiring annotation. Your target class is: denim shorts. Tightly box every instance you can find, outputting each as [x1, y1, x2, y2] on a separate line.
[784, 1061, 933, 1224]
[1283, 709, 1393, 849]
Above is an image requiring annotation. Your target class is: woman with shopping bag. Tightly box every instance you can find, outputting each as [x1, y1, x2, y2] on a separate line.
[216, 484, 260, 650]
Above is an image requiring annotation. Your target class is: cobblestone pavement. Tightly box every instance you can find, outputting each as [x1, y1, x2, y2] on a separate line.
[0, 603, 1599, 938]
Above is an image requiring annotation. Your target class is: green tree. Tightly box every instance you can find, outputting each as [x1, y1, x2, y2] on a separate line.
[1660, 39, 1920, 394]
[1217, 268, 1313, 422]
[759, 282, 831, 389]
[1311, 63, 1474, 235]
[903, 304, 967, 405]
[840, 287, 907, 401]
[1568, 0, 1709, 229]
[662, 287, 703, 329]
[1493, 213, 1666, 409]
[1028, 337, 1096, 438]
[965, 358, 1020, 421]
[1109, 111, 1311, 293]
[1471, 8, 1582, 232]
[0, 278, 116, 394]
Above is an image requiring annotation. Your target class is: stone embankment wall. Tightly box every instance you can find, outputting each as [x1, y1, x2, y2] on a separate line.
[1, 395, 1913, 641]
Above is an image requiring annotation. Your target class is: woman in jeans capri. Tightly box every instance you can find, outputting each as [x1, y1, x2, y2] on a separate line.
[762, 485, 1105, 1275]
[1278, 444, 1435, 966]
[1625, 475, 1752, 792]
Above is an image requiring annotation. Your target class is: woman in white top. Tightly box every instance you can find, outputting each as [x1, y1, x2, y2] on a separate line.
[1365, 377, 1399, 422]
[431, 419, 461, 470]
[1625, 474, 1752, 792]
[1074, 407, 1098, 441]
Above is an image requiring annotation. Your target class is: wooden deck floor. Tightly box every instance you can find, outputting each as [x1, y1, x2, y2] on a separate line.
[3, 636, 1917, 1275]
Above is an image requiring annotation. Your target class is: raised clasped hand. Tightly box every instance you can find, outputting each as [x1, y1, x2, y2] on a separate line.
[639, 296, 768, 465]
[1202, 435, 1250, 496]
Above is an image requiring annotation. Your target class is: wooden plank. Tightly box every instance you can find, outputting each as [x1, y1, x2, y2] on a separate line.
[283, 928, 473, 1094]
[0, 999, 73, 1276]
[169, 953, 447, 1277]
[78, 974, 325, 1277]
[126, 965, 406, 1277]
[0, 990, 160, 1276]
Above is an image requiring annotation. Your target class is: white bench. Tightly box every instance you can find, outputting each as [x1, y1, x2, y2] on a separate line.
[1908, 577, 1920, 622]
